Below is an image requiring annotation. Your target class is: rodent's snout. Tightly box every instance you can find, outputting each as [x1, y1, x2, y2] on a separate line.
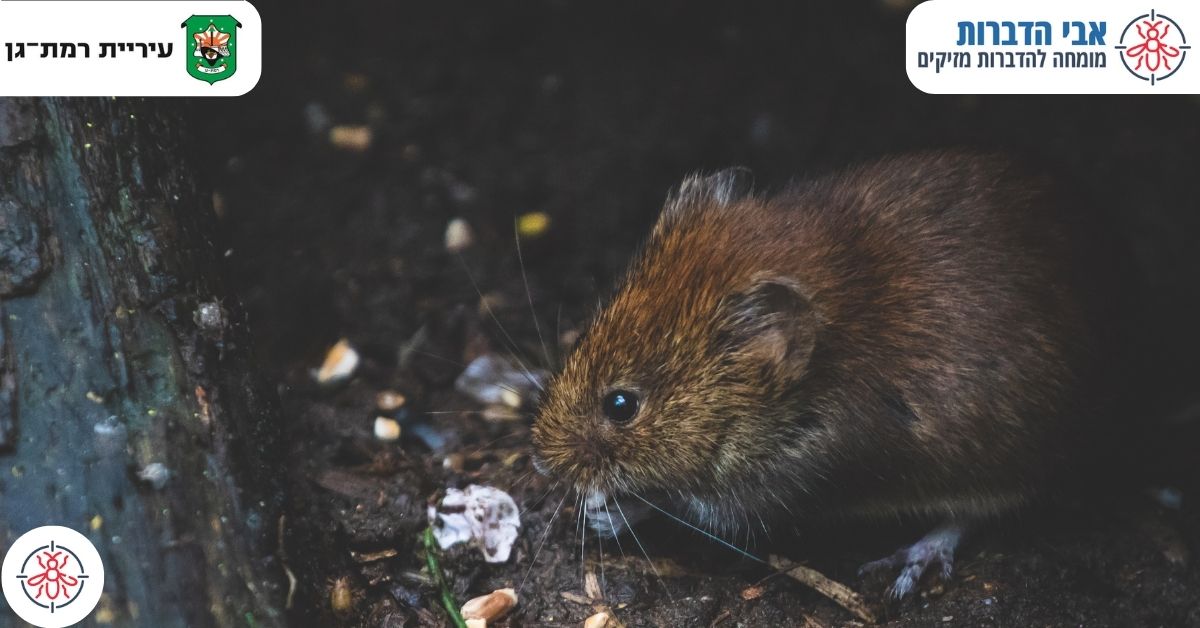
[529, 409, 612, 490]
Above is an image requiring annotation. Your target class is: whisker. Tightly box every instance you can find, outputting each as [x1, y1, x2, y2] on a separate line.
[596, 518, 606, 599]
[554, 304, 564, 369]
[613, 498, 674, 603]
[579, 491, 587, 594]
[601, 501, 628, 565]
[519, 480, 560, 518]
[513, 219, 553, 371]
[455, 254, 545, 393]
[629, 492, 766, 564]
[518, 489, 570, 595]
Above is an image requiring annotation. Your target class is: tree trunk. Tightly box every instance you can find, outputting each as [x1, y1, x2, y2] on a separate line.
[0, 98, 285, 627]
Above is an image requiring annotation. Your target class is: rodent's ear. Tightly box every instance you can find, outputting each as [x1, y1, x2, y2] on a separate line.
[667, 167, 755, 213]
[722, 275, 817, 376]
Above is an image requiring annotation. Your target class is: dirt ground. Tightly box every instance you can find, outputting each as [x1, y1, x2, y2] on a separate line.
[197, 1, 1200, 625]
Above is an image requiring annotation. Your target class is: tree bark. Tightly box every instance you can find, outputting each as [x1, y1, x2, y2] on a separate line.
[0, 98, 285, 627]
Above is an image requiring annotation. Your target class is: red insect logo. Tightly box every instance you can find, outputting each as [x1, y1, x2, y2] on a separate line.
[14, 540, 90, 612]
[1126, 20, 1180, 71]
[25, 550, 79, 602]
[1116, 10, 1191, 85]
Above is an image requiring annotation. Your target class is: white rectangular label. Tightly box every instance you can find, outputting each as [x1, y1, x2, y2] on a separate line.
[907, 1, 1199, 94]
[0, 1, 261, 96]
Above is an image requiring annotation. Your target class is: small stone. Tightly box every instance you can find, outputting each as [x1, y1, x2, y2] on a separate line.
[584, 611, 613, 628]
[445, 218, 474, 253]
[374, 417, 401, 442]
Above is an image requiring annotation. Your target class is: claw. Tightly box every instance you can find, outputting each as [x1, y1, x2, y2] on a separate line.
[859, 522, 964, 599]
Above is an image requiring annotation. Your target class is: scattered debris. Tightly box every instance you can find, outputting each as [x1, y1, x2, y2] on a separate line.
[315, 339, 360, 385]
[454, 354, 546, 408]
[376, 390, 407, 412]
[137, 462, 171, 489]
[740, 585, 764, 601]
[769, 555, 877, 624]
[1139, 513, 1191, 567]
[351, 548, 399, 563]
[585, 571, 603, 601]
[429, 485, 520, 562]
[86, 390, 104, 404]
[329, 125, 373, 152]
[559, 591, 591, 605]
[374, 416, 402, 441]
[517, 211, 550, 238]
[445, 217, 475, 253]
[193, 299, 227, 333]
[460, 588, 517, 623]
[330, 576, 357, 616]
[584, 611, 614, 628]
[194, 386, 213, 427]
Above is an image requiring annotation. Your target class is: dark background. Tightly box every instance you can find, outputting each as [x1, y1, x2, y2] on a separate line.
[195, 1, 1200, 625]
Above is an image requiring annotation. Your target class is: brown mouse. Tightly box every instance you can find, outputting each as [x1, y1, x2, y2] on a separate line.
[530, 152, 1118, 597]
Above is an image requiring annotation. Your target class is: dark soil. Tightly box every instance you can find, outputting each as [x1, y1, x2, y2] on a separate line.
[199, 1, 1200, 625]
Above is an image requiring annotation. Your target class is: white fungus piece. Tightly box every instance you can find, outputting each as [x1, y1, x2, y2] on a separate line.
[444, 217, 475, 253]
[315, 339, 359, 384]
[428, 485, 521, 563]
[373, 417, 401, 442]
[454, 354, 547, 408]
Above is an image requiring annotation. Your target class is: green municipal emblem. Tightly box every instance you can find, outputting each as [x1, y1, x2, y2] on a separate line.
[182, 15, 241, 84]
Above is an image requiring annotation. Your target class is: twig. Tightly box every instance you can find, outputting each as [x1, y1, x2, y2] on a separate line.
[423, 527, 469, 628]
[768, 555, 877, 624]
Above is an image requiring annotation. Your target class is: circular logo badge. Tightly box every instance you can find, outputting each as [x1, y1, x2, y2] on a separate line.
[1115, 9, 1191, 85]
[2, 526, 104, 628]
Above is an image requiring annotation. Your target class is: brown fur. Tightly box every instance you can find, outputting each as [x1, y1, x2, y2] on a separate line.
[532, 152, 1109, 532]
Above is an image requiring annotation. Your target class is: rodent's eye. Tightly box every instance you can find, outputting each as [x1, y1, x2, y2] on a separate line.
[601, 390, 640, 424]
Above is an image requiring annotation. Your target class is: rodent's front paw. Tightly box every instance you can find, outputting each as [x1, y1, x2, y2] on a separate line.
[858, 522, 963, 600]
